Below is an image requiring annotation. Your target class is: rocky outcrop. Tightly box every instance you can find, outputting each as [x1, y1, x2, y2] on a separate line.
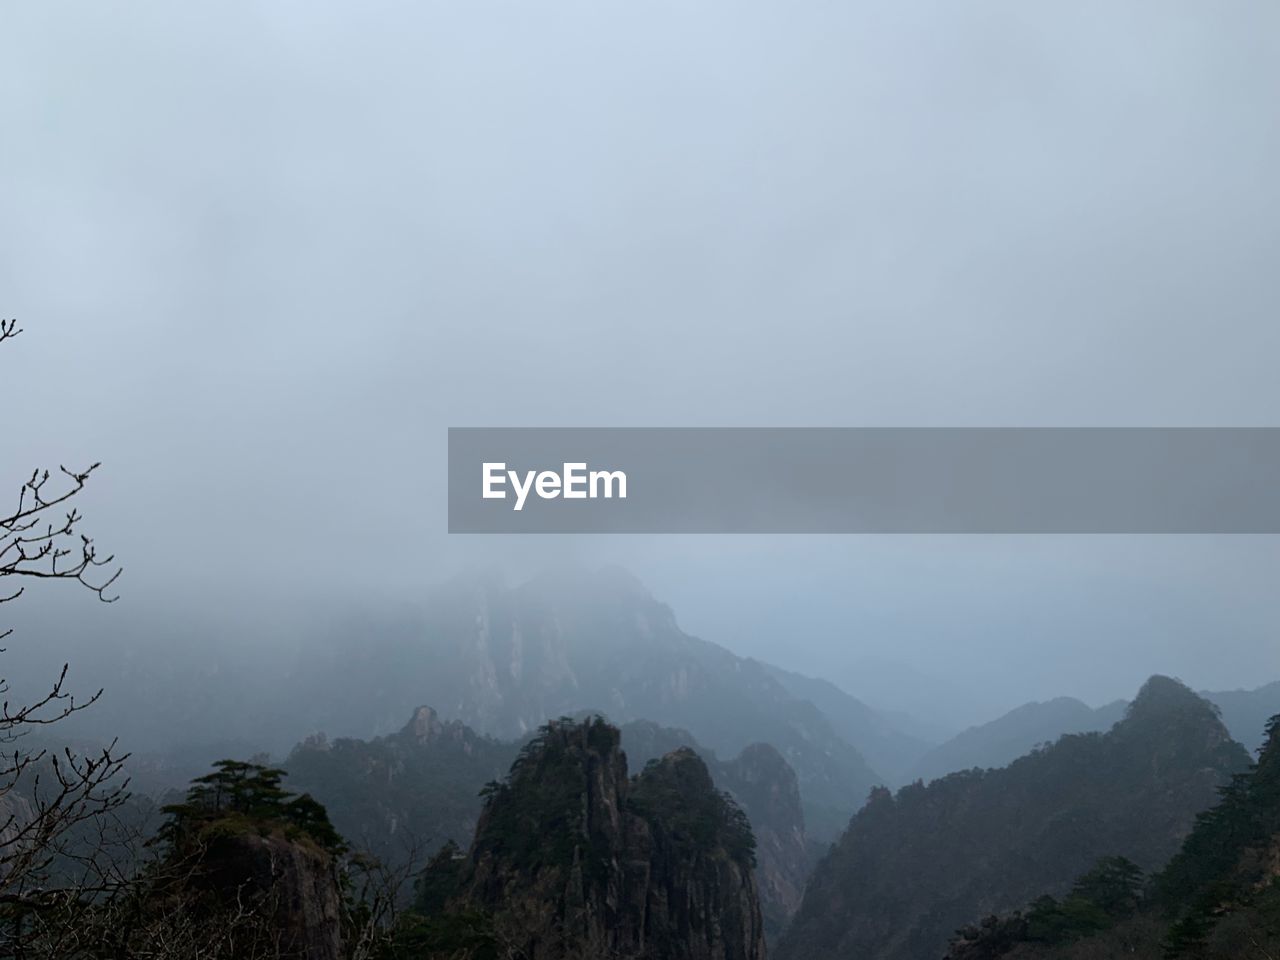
[718, 743, 809, 940]
[196, 830, 343, 960]
[620, 719, 809, 940]
[288, 707, 810, 944]
[425, 716, 767, 960]
[136, 760, 350, 960]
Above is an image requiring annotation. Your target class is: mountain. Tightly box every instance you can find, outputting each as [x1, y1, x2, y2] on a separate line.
[945, 711, 1280, 960]
[286, 708, 810, 941]
[775, 677, 1250, 960]
[284, 706, 518, 860]
[62, 760, 351, 960]
[909, 697, 1128, 785]
[294, 567, 882, 840]
[761, 662, 936, 784]
[1204, 680, 1280, 755]
[618, 719, 811, 941]
[405, 716, 766, 960]
[911, 681, 1280, 786]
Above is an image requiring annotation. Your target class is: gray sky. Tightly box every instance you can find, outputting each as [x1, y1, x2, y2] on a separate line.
[2, 2, 1279, 729]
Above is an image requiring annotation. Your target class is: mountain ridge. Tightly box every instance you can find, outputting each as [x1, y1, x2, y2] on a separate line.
[910, 680, 1280, 787]
[293, 568, 885, 840]
[777, 676, 1251, 960]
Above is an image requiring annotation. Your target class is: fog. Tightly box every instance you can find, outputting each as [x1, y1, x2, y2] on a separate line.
[2, 2, 1278, 735]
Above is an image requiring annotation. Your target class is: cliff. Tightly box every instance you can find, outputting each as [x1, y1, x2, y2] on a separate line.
[620, 719, 810, 940]
[193, 829, 343, 960]
[114, 759, 349, 960]
[414, 716, 767, 960]
[717, 743, 810, 940]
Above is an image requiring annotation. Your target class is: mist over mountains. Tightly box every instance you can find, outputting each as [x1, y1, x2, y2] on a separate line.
[3, 562, 1279, 957]
[5, 0, 1280, 953]
[12, 566, 1278, 801]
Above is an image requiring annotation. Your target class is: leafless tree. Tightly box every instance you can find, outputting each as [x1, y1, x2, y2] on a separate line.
[0, 318, 132, 953]
[13, 835, 286, 960]
[343, 844, 424, 960]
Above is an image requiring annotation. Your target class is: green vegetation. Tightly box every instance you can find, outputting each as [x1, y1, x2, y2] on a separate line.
[779, 677, 1250, 960]
[160, 758, 346, 855]
[396, 716, 765, 960]
[1159, 713, 1280, 958]
[629, 749, 757, 868]
[1021, 857, 1145, 943]
[283, 710, 517, 868]
[474, 715, 622, 877]
[946, 712, 1280, 960]
[951, 856, 1147, 953]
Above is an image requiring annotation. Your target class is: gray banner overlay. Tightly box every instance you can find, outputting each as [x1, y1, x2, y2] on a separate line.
[447, 428, 1280, 533]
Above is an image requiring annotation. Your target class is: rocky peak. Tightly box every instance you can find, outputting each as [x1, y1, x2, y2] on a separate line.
[402, 704, 445, 743]
[421, 716, 766, 960]
[1114, 676, 1243, 771]
[1126, 675, 1220, 724]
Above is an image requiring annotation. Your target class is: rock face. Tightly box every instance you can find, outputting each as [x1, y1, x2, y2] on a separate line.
[717, 743, 810, 940]
[428, 716, 767, 960]
[620, 720, 810, 941]
[143, 759, 350, 960]
[776, 677, 1250, 960]
[288, 709, 806, 945]
[197, 830, 343, 960]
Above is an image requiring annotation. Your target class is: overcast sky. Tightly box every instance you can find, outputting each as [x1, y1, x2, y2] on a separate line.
[2, 2, 1278, 728]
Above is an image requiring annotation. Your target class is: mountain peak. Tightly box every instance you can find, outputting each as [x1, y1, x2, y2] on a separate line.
[1123, 675, 1222, 727]
[433, 717, 766, 960]
[778, 675, 1250, 960]
[401, 705, 444, 743]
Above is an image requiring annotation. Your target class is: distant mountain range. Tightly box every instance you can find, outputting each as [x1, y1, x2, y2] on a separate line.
[10, 563, 1280, 959]
[759, 662, 935, 784]
[290, 568, 903, 840]
[909, 681, 1280, 786]
[31, 563, 1280, 842]
[908, 697, 1130, 785]
[777, 677, 1251, 960]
